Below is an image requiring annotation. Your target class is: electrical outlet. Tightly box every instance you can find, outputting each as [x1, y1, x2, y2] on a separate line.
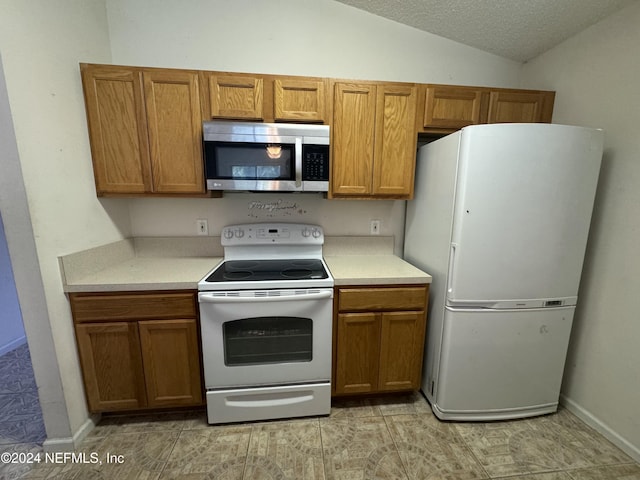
[370, 220, 381, 235]
[196, 219, 208, 236]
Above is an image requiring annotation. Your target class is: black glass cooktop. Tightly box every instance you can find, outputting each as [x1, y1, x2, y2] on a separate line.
[204, 259, 329, 283]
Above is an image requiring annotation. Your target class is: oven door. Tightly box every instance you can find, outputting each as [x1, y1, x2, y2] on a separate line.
[198, 288, 333, 388]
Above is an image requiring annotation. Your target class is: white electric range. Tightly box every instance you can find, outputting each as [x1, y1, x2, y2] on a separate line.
[198, 223, 334, 424]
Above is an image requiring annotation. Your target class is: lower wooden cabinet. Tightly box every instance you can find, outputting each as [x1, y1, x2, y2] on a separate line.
[335, 312, 380, 394]
[379, 311, 427, 391]
[333, 285, 429, 396]
[71, 291, 203, 413]
[75, 321, 147, 412]
[138, 319, 202, 408]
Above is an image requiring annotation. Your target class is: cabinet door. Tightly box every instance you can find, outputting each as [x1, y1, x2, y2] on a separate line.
[335, 313, 380, 394]
[378, 311, 426, 392]
[143, 70, 205, 194]
[487, 91, 548, 123]
[208, 73, 263, 120]
[373, 84, 418, 197]
[331, 83, 376, 196]
[423, 85, 483, 129]
[75, 322, 147, 412]
[81, 65, 151, 194]
[139, 319, 203, 407]
[274, 78, 327, 123]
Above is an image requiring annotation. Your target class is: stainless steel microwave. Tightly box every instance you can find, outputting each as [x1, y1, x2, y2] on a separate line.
[203, 121, 330, 192]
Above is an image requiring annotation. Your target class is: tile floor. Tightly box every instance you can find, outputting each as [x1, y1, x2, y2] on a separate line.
[0, 343, 46, 445]
[1, 392, 638, 479]
[0, 343, 47, 480]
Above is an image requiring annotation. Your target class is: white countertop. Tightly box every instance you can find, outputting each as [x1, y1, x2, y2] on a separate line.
[59, 237, 223, 293]
[325, 255, 432, 286]
[59, 236, 431, 292]
[63, 256, 222, 292]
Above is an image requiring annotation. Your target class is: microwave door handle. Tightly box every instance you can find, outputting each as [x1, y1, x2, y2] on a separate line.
[295, 137, 302, 188]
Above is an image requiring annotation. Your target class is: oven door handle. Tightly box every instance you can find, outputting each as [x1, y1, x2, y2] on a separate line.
[198, 290, 333, 303]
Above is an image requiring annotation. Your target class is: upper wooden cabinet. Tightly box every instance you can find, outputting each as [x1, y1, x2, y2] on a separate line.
[81, 65, 151, 194]
[203, 72, 328, 123]
[423, 85, 483, 129]
[420, 84, 555, 133]
[373, 84, 418, 197]
[81, 63, 556, 198]
[487, 90, 553, 124]
[81, 64, 205, 196]
[274, 78, 327, 123]
[331, 81, 418, 199]
[143, 70, 205, 193]
[207, 73, 264, 120]
[331, 82, 376, 196]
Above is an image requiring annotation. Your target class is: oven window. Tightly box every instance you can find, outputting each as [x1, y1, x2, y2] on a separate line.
[223, 316, 312, 366]
[205, 142, 294, 180]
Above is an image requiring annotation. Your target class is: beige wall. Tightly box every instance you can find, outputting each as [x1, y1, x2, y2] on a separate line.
[1, 55, 70, 444]
[522, 1, 640, 460]
[0, 0, 130, 445]
[106, 0, 522, 85]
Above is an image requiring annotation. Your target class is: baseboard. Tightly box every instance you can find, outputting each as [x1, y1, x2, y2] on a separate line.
[42, 414, 100, 452]
[0, 335, 26, 356]
[560, 394, 640, 463]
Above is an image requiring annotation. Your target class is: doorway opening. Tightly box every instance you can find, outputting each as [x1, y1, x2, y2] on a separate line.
[0, 214, 45, 447]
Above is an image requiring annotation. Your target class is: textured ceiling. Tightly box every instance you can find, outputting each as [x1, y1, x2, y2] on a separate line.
[333, 0, 636, 62]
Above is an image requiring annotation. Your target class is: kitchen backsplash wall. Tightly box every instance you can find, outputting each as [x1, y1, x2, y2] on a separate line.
[128, 194, 407, 254]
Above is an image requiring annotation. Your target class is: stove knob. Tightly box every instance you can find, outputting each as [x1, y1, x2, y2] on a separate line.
[235, 228, 245, 238]
[312, 228, 321, 238]
[301, 228, 311, 238]
[223, 229, 234, 239]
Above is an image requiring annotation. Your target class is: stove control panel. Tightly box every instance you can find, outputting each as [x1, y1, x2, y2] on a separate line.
[221, 223, 324, 246]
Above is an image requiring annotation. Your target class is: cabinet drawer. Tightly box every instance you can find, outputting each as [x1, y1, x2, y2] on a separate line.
[71, 291, 197, 323]
[338, 286, 428, 312]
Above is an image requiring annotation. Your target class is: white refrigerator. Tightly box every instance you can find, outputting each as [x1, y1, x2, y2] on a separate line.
[404, 123, 604, 421]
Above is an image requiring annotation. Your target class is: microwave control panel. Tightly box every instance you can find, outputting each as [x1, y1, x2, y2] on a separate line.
[302, 145, 330, 181]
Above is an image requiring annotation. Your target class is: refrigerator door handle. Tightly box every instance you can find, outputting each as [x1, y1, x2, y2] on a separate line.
[447, 243, 457, 296]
